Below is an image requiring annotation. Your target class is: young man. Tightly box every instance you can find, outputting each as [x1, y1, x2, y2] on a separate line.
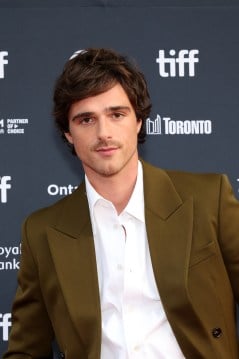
[4, 48, 239, 359]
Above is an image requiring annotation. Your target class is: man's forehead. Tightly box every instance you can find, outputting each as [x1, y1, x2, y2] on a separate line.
[69, 84, 133, 111]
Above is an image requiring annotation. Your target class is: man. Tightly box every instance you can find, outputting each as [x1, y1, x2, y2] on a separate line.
[3, 48, 239, 359]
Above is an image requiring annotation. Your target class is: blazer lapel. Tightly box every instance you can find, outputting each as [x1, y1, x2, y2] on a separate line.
[46, 184, 101, 357]
[142, 161, 195, 343]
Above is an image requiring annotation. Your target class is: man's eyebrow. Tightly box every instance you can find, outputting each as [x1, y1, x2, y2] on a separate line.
[105, 106, 131, 112]
[71, 112, 94, 122]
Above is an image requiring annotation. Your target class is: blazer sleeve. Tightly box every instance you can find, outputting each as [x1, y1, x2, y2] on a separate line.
[218, 174, 239, 302]
[3, 219, 54, 359]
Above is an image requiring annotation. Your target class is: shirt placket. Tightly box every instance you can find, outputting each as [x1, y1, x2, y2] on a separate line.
[121, 213, 144, 358]
[96, 203, 128, 358]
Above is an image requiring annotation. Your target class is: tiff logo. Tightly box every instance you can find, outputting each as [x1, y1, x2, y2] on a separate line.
[0, 176, 12, 203]
[0, 313, 11, 341]
[156, 49, 199, 77]
[0, 51, 8, 79]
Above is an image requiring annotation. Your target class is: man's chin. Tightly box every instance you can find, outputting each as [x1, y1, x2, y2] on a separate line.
[84, 162, 120, 178]
[96, 166, 120, 177]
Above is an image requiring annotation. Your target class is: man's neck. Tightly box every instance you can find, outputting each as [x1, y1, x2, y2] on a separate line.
[85, 159, 139, 214]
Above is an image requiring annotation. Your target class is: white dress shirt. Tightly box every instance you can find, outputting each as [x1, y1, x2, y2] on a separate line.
[85, 161, 185, 358]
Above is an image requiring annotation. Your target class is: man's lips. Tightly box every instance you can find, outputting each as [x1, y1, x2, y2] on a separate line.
[95, 146, 119, 156]
[92, 141, 121, 153]
[96, 146, 118, 152]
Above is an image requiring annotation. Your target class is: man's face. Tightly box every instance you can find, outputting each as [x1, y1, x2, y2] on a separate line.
[65, 83, 142, 179]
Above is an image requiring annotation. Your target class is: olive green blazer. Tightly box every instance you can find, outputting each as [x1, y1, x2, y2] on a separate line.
[4, 161, 239, 359]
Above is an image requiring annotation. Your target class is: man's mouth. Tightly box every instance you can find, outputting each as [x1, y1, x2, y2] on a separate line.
[95, 146, 118, 155]
[93, 141, 121, 154]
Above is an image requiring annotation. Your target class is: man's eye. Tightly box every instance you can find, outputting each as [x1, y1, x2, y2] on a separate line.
[80, 117, 94, 125]
[112, 112, 124, 119]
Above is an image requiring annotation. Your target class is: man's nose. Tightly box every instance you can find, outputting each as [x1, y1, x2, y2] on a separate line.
[97, 117, 112, 140]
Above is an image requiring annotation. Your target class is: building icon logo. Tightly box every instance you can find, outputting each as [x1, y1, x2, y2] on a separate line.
[146, 114, 163, 135]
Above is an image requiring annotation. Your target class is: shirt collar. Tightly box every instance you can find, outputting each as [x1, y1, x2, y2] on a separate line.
[122, 161, 145, 223]
[85, 161, 145, 223]
[85, 172, 103, 218]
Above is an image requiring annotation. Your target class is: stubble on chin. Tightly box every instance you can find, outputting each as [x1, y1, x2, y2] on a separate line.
[87, 160, 122, 178]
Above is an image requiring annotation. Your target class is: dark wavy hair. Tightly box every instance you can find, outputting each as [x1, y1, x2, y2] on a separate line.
[53, 48, 152, 154]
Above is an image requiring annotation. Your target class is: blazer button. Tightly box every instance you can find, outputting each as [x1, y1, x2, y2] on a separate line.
[212, 327, 222, 338]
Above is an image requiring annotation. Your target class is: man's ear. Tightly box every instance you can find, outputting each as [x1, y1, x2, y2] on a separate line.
[64, 132, 73, 144]
[137, 119, 142, 134]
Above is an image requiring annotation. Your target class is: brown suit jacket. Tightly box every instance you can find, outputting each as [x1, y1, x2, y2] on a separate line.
[4, 161, 239, 359]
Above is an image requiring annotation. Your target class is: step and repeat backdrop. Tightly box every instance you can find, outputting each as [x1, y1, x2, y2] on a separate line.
[0, 0, 239, 355]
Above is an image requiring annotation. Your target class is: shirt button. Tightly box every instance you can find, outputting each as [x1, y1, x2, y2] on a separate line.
[117, 264, 123, 271]
[127, 305, 133, 313]
[212, 327, 222, 338]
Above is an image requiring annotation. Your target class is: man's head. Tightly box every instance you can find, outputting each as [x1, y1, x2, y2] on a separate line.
[53, 48, 151, 154]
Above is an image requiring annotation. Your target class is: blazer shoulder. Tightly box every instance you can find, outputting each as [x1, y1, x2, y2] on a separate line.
[165, 168, 230, 203]
[142, 159, 223, 185]
[166, 168, 223, 186]
[142, 160, 225, 200]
